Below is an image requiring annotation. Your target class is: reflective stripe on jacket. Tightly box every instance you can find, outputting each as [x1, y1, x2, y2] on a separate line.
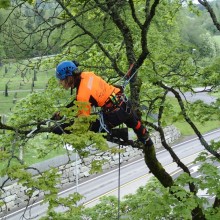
[77, 72, 120, 115]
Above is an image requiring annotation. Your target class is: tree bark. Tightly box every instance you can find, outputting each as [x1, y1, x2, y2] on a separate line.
[143, 144, 174, 187]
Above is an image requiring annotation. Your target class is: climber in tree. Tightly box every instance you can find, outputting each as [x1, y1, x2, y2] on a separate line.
[53, 60, 153, 148]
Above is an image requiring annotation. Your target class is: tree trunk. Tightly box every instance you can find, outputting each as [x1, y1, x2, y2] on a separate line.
[144, 144, 206, 220]
[143, 144, 173, 187]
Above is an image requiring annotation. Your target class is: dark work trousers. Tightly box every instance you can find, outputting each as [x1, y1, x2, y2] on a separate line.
[52, 101, 148, 142]
[90, 101, 148, 142]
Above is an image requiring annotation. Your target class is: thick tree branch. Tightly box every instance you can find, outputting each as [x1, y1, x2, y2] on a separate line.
[143, 144, 174, 188]
[0, 116, 56, 135]
[146, 89, 205, 219]
[198, 0, 220, 31]
[156, 81, 220, 159]
[147, 91, 198, 192]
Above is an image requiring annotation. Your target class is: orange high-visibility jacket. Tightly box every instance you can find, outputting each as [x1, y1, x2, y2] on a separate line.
[76, 72, 120, 115]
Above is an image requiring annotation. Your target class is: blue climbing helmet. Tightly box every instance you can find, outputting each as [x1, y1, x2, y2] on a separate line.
[56, 61, 77, 80]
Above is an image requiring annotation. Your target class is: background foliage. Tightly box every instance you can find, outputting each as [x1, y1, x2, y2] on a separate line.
[0, 0, 220, 219]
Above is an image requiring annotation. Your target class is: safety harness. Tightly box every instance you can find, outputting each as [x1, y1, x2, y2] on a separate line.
[98, 63, 138, 134]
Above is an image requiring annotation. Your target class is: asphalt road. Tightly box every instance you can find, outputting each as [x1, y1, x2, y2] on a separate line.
[2, 128, 220, 220]
[168, 87, 217, 104]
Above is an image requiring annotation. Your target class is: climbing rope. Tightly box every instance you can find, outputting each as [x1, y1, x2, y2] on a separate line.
[98, 111, 111, 134]
[118, 140, 121, 220]
[121, 63, 139, 90]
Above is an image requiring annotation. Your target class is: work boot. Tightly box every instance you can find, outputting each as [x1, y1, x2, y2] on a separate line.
[106, 127, 129, 144]
[111, 127, 129, 142]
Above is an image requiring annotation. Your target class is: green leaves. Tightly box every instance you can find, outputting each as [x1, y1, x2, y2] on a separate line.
[83, 174, 214, 219]
[90, 159, 107, 174]
[198, 162, 220, 198]
[84, 196, 119, 220]
[0, 0, 10, 9]
[187, 100, 218, 124]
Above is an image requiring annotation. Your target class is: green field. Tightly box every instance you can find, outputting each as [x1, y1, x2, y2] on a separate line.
[0, 61, 53, 114]
[161, 94, 220, 137]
